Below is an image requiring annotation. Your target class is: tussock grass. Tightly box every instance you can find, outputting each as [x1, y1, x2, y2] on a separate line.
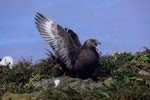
[0, 48, 150, 99]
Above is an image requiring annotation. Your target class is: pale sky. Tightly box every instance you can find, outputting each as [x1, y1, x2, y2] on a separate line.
[0, 0, 150, 63]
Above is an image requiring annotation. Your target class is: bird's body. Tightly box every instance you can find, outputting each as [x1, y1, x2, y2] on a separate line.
[70, 42, 99, 79]
[0, 56, 14, 69]
[35, 13, 100, 80]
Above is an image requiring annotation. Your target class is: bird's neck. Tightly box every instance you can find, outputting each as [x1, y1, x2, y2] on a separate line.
[82, 47, 96, 53]
[82, 44, 96, 50]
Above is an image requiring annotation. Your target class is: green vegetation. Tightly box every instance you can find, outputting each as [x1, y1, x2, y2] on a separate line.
[0, 48, 150, 99]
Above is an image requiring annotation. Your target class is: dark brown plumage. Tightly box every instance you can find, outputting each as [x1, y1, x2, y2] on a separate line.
[35, 13, 100, 79]
[65, 28, 82, 48]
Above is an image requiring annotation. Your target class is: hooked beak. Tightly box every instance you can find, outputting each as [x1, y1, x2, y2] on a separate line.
[97, 41, 101, 45]
[95, 40, 101, 51]
[95, 40, 101, 46]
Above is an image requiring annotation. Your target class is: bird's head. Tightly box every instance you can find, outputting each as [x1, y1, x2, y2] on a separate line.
[83, 39, 101, 49]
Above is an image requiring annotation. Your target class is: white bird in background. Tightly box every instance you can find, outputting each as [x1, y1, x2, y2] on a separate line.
[0, 56, 14, 69]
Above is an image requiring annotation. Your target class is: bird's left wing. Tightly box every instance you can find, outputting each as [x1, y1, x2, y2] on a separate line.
[35, 13, 79, 69]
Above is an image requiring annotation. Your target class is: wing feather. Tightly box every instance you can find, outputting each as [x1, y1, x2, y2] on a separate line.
[65, 28, 82, 48]
[35, 13, 79, 68]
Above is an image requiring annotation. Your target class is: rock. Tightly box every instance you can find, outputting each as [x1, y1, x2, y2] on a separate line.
[103, 77, 115, 87]
[1, 76, 105, 99]
[32, 78, 55, 89]
[138, 70, 150, 76]
[1, 91, 42, 100]
[32, 76, 104, 91]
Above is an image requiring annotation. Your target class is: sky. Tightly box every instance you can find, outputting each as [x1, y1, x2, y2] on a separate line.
[0, 0, 150, 63]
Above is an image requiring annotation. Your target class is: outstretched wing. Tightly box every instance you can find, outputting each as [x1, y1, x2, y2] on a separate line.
[35, 13, 80, 68]
[65, 28, 82, 48]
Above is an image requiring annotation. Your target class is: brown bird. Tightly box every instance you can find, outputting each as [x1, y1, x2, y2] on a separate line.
[35, 13, 100, 80]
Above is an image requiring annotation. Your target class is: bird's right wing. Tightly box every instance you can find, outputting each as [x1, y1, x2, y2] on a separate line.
[65, 28, 82, 48]
[35, 13, 79, 69]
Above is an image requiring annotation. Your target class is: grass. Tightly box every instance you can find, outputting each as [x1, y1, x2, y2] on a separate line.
[0, 48, 150, 99]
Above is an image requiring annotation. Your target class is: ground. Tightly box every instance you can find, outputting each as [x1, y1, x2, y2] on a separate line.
[0, 48, 150, 100]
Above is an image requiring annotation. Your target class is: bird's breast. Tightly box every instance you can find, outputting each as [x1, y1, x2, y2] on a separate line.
[73, 49, 99, 67]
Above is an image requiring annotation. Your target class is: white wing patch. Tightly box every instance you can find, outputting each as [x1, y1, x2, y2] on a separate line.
[35, 13, 72, 68]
